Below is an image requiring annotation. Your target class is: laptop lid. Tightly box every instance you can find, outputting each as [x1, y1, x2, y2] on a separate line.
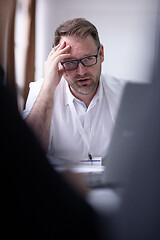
[103, 82, 154, 189]
[112, 83, 160, 240]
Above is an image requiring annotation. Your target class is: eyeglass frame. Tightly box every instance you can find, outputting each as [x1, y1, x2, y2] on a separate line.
[60, 46, 100, 71]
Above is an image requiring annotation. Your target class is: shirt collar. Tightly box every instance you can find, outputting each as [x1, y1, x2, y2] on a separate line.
[64, 76, 103, 106]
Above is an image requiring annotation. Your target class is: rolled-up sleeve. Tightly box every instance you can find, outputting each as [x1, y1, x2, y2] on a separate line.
[23, 78, 44, 119]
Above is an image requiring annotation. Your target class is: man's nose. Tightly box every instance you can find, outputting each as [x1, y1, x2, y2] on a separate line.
[76, 62, 87, 75]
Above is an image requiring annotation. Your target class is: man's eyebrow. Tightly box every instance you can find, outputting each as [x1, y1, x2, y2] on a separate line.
[62, 57, 75, 61]
[62, 52, 96, 61]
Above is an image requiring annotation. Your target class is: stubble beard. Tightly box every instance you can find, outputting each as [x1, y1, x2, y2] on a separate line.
[66, 66, 101, 96]
[69, 77, 99, 95]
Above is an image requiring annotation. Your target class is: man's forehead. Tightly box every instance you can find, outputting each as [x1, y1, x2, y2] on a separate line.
[60, 35, 97, 57]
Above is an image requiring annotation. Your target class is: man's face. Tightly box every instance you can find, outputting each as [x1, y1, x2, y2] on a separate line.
[59, 35, 104, 96]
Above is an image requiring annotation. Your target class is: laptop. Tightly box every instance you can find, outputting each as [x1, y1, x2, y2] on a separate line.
[84, 82, 153, 189]
[109, 82, 160, 240]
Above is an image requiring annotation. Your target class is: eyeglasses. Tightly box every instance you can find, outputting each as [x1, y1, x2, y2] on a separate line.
[61, 48, 100, 71]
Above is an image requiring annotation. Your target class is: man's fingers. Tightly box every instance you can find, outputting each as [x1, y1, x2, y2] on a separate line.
[53, 41, 66, 53]
[55, 53, 71, 65]
[49, 45, 71, 62]
[48, 42, 66, 58]
[54, 43, 60, 51]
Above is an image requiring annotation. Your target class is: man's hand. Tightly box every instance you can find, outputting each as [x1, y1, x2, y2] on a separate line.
[44, 41, 71, 89]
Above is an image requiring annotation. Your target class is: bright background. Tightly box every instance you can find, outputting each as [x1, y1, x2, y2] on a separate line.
[15, 0, 159, 87]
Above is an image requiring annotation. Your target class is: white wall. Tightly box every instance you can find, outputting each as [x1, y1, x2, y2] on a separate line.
[35, 0, 159, 83]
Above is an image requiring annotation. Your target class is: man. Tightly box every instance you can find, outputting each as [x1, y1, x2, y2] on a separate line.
[23, 18, 125, 165]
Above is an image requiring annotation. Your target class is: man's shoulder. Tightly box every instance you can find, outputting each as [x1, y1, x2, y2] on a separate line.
[29, 78, 44, 89]
[29, 77, 66, 92]
[101, 73, 128, 122]
[101, 73, 127, 93]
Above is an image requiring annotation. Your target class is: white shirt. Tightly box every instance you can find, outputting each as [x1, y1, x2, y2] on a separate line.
[23, 74, 125, 166]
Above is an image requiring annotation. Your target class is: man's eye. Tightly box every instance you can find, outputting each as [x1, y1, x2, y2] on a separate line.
[85, 57, 92, 61]
[67, 61, 76, 65]
[65, 61, 75, 66]
[83, 56, 95, 64]
[86, 56, 96, 62]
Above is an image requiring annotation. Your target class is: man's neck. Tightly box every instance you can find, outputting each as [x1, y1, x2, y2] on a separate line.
[69, 85, 99, 108]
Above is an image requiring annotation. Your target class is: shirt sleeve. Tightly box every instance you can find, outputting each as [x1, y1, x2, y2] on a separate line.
[22, 78, 44, 119]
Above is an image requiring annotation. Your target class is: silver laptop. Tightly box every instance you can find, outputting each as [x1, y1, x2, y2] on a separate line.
[85, 82, 153, 189]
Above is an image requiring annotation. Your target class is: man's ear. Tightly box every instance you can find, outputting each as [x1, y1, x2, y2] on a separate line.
[99, 44, 104, 63]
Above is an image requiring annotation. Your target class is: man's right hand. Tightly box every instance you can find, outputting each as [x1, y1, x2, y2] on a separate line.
[44, 41, 71, 89]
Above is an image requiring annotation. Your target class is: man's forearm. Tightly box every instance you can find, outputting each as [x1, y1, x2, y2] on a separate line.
[26, 85, 55, 151]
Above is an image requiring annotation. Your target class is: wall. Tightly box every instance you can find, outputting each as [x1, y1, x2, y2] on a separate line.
[34, 0, 158, 83]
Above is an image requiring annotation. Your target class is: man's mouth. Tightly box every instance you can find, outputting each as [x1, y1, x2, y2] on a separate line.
[77, 78, 90, 84]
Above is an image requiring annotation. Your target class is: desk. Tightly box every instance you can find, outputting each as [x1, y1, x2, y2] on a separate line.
[56, 165, 121, 213]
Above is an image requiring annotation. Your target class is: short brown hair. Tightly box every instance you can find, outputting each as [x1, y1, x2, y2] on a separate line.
[54, 18, 100, 48]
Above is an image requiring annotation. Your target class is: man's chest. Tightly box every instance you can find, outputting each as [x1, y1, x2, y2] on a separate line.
[50, 96, 114, 160]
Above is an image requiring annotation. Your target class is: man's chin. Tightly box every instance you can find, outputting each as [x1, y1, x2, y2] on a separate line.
[72, 84, 98, 95]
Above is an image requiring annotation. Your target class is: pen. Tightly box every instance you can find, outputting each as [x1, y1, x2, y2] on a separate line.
[88, 153, 93, 164]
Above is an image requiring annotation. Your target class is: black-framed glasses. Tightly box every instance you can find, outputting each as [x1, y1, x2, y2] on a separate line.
[61, 48, 100, 71]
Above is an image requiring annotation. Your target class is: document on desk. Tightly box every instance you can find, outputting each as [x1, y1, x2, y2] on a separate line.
[70, 165, 105, 174]
[56, 165, 105, 174]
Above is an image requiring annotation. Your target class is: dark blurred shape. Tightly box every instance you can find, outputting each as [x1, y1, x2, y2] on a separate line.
[0, 64, 5, 84]
[108, 82, 160, 240]
[0, 65, 102, 240]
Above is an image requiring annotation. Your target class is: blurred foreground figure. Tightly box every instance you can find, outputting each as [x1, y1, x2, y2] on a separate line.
[0, 67, 103, 240]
